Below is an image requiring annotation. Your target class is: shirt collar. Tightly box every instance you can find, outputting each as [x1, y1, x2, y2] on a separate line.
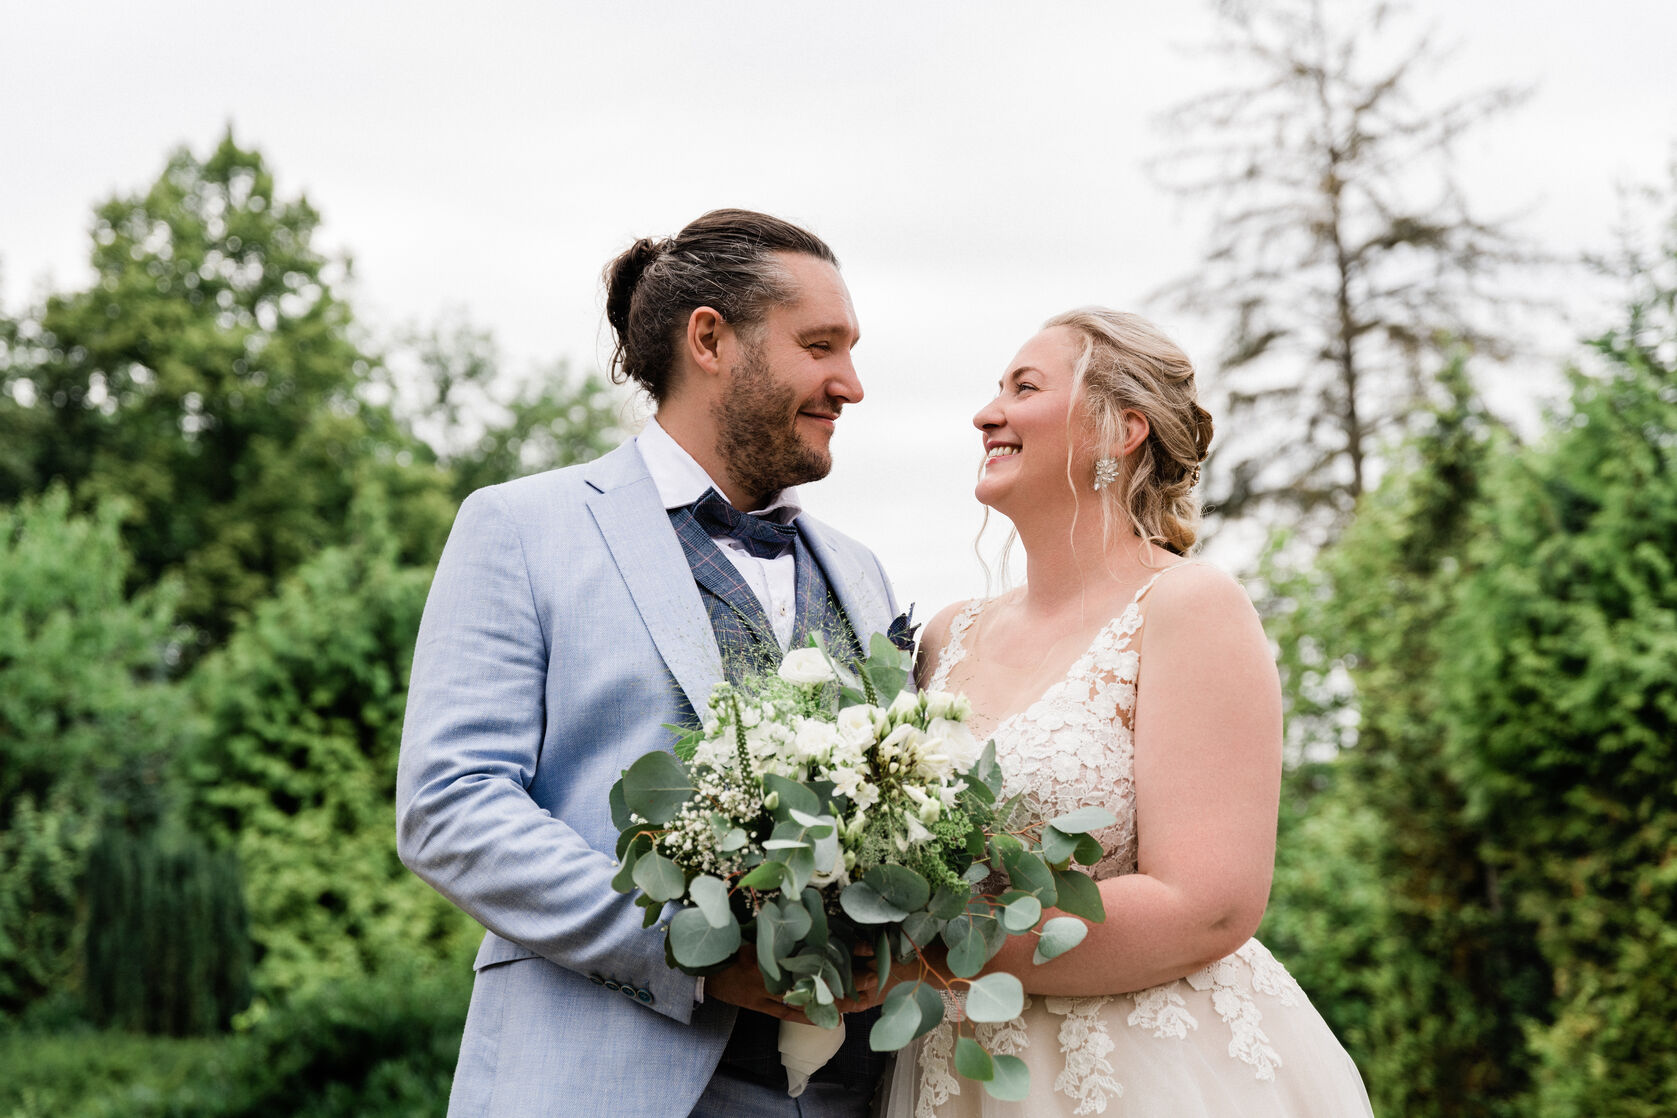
[637, 416, 803, 523]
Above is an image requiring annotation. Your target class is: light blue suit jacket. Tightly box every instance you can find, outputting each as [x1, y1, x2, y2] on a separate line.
[396, 440, 898, 1117]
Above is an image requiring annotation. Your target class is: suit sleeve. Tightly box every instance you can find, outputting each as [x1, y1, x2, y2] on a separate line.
[395, 487, 700, 1022]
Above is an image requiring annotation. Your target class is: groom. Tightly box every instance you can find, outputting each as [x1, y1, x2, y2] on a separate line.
[397, 210, 898, 1117]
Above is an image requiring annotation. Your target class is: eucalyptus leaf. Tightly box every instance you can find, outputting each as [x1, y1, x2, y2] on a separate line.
[869, 983, 923, 1052]
[801, 887, 829, 949]
[1073, 833, 1104, 866]
[1002, 849, 1058, 906]
[779, 896, 813, 940]
[929, 885, 968, 921]
[964, 972, 1025, 1023]
[984, 1054, 1030, 1100]
[841, 879, 911, 924]
[756, 905, 784, 980]
[1033, 916, 1089, 963]
[962, 863, 991, 885]
[763, 838, 810, 851]
[620, 750, 694, 825]
[762, 773, 820, 819]
[1039, 824, 1079, 865]
[1001, 894, 1043, 933]
[910, 980, 946, 1040]
[1048, 806, 1118, 834]
[669, 907, 740, 968]
[804, 1000, 840, 1030]
[631, 849, 685, 903]
[812, 973, 834, 1006]
[875, 927, 892, 991]
[689, 875, 731, 929]
[739, 861, 786, 891]
[780, 954, 827, 976]
[945, 922, 989, 978]
[1051, 868, 1106, 922]
[901, 909, 943, 948]
[608, 779, 631, 830]
[865, 864, 932, 913]
[955, 1036, 994, 1080]
[720, 828, 749, 853]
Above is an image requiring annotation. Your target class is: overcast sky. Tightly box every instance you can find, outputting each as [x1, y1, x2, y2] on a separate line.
[4, 1, 1674, 612]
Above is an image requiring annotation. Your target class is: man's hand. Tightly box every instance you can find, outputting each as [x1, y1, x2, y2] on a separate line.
[704, 948, 884, 1021]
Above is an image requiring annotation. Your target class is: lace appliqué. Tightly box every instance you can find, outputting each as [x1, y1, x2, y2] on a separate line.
[1044, 998, 1122, 1114]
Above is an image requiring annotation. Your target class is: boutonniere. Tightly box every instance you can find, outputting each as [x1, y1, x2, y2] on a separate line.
[886, 605, 920, 655]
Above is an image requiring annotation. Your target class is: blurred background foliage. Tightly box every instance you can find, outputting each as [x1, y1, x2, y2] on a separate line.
[2, 28, 1675, 1117]
[0, 132, 620, 1114]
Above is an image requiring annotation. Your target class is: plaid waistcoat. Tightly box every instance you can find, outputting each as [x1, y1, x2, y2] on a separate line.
[666, 504, 862, 691]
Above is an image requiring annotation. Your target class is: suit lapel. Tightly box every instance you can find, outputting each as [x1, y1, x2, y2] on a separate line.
[585, 445, 722, 714]
[796, 517, 894, 649]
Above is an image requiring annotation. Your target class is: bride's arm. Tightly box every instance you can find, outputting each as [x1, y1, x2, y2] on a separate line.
[978, 564, 1282, 996]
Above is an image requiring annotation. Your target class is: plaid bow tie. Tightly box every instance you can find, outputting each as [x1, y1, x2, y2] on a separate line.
[688, 488, 798, 560]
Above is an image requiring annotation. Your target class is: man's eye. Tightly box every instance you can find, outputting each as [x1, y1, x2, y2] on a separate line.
[808, 342, 831, 352]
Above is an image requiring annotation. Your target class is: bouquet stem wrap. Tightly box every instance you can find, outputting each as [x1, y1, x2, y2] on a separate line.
[780, 1017, 846, 1097]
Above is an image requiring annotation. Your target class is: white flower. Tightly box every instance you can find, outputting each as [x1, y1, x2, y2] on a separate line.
[923, 691, 958, 721]
[926, 717, 984, 773]
[836, 704, 882, 749]
[779, 647, 838, 686]
[887, 690, 921, 722]
[878, 723, 920, 758]
[901, 814, 934, 846]
[792, 718, 841, 764]
[850, 780, 880, 810]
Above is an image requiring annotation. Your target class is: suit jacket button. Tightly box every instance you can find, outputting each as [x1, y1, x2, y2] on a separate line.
[587, 973, 605, 986]
[604, 980, 621, 992]
[636, 988, 654, 1005]
[619, 984, 637, 999]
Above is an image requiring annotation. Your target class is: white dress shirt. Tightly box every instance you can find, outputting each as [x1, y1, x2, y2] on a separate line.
[636, 417, 801, 650]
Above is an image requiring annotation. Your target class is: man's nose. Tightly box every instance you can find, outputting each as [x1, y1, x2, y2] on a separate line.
[829, 355, 863, 405]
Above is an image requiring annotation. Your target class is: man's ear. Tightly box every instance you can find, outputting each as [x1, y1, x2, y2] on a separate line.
[1120, 409, 1150, 456]
[685, 306, 731, 378]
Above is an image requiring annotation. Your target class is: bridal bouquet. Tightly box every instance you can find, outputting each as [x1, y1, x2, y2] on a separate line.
[609, 633, 1113, 1101]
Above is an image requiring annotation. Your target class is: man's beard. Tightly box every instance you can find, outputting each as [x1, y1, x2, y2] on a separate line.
[711, 343, 839, 506]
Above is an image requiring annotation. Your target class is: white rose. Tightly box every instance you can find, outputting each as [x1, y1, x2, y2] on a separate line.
[793, 718, 841, 764]
[836, 704, 881, 748]
[779, 647, 838, 686]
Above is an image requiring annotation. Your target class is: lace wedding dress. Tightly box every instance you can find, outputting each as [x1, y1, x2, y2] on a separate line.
[883, 569, 1375, 1117]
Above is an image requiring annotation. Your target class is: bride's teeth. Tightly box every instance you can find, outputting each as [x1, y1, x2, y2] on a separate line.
[986, 446, 1019, 461]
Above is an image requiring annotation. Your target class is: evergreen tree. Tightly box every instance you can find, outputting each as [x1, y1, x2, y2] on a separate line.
[1440, 189, 1677, 1114]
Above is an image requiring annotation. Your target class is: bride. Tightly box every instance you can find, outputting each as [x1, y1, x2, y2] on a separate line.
[884, 309, 1374, 1116]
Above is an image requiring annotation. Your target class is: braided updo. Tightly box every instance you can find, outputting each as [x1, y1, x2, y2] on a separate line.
[1044, 308, 1214, 555]
[602, 209, 838, 402]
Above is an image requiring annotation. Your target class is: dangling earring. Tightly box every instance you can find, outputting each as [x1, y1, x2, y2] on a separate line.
[1092, 456, 1120, 491]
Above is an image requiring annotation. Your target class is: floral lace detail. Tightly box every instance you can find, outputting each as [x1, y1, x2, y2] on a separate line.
[915, 1024, 960, 1118]
[1045, 998, 1123, 1114]
[910, 565, 1335, 1114]
[1127, 983, 1198, 1039]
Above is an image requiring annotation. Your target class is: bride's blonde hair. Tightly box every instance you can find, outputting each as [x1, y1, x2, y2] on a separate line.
[1046, 307, 1213, 556]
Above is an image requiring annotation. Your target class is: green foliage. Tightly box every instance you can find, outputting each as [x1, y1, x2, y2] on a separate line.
[0, 793, 96, 1018]
[0, 490, 186, 1019]
[181, 494, 480, 1001]
[0, 132, 451, 647]
[1435, 219, 1677, 1113]
[0, 966, 467, 1118]
[83, 827, 250, 1036]
[1262, 180, 1677, 1115]
[1261, 363, 1552, 1116]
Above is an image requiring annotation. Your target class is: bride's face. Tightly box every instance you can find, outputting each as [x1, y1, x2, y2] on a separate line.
[973, 326, 1097, 512]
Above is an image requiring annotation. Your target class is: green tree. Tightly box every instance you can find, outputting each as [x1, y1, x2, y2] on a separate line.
[1439, 189, 1677, 1114]
[0, 132, 449, 647]
[1261, 364, 1550, 1116]
[0, 489, 187, 1018]
[181, 488, 479, 1001]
